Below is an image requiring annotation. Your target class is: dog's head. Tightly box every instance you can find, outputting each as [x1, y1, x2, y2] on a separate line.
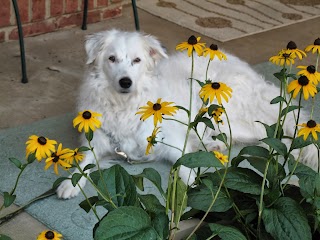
[85, 29, 168, 94]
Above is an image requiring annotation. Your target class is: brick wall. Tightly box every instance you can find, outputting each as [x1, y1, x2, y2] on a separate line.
[0, 0, 123, 42]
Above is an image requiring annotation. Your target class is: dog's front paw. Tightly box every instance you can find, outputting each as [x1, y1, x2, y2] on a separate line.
[56, 178, 86, 199]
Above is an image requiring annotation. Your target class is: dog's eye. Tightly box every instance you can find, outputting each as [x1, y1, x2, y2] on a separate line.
[133, 57, 141, 63]
[109, 56, 116, 62]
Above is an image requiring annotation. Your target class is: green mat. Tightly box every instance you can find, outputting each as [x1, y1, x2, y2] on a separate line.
[0, 62, 318, 239]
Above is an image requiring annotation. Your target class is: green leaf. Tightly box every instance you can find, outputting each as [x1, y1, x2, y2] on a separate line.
[52, 177, 70, 189]
[256, 122, 283, 139]
[280, 105, 301, 118]
[246, 157, 286, 184]
[90, 164, 138, 210]
[133, 168, 165, 197]
[175, 105, 190, 115]
[83, 163, 96, 172]
[208, 223, 247, 240]
[85, 129, 93, 142]
[223, 167, 268, 195]
[195, 79, 205, 87]
[260, 137, 287, 156]
[262, 197, 311, 240]
[9, 157, 22, 169]
[0, 234, 13, 240]
[27, 152, 36, 164]
[290, 136, 312, 150]
[274, 69, 287, 82]
[79, 196, 99, 213]
[138, 194, 165, 215]
[173, 151, 224, 169]
[208, 104, 222, 115]
[191, 117, 215, 130]
[238, 145, 270, 159]
[3, 192, 16, 207]
[270, 96, 286, 104]
[94, 206, 160, 240]
[78, 146, 91, 152]
[71, 173, 83, 187]
[188, 183, 233, 212]
[151, 212, 169, 240]
[212, 133, 227, 143]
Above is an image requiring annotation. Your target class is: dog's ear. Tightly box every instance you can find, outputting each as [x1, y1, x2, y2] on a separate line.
[85, 31, 114, 64]
[143, 34, 168, 61]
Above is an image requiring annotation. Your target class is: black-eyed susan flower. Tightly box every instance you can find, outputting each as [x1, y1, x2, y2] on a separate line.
[269, 49, 295, 66]
[211, 107, 225, 124]
[146, 127, 161, 155]
[26, 135, 57, 161]
[287, 76, 317, 100]
[203, 44, 227, 61]
[305, 38, 320, 54]
[45, 143, 73, 175]
[176, 35, 205, 57]
[286, 41, 306, 60]
[37, 230, 62, 240]
[199, 82, 232, 105]
[73, 110, 102, 133]
[297, 120, 320, 141]
[65, 148, 85, 165]
[297, 65, 320, 85]
[136, 98, 178, 126]
[213, 151, 228, 164]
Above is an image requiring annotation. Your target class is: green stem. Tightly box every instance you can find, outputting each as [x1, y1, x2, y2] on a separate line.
[293, 92, 303, 139]
[282, 149, 303, 190]
[158, 141, 182, 153]
[186, 165, 229, 240]
[0, 164, 28, 211]
[74, 162, 117, 209]
[257, 157, 271, 238]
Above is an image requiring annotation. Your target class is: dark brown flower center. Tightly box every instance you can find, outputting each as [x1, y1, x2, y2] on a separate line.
[45, 231, 55, 239]
[298, 76, 309, 86]
[307, 65, 316, 74]
[314, 38, 320, 46]
[187, 35, 197, 45]
[287, 41, 297, 50]
[51, 153, 59, 163]
[82, 111, 92, 119]
[210, 44, 218, 50]
[307, 120, 316, 128]
[211, 82, 221, 89]
[37, 136, 47, 145]
[282, 53, 291, 58]
[153, 103, 162, 111]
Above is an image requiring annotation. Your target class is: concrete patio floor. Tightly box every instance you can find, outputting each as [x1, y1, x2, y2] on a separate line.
[0, 3, 319, 239]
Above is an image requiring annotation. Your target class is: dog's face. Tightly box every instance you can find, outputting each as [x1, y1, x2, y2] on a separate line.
[85, 30, 168, 94]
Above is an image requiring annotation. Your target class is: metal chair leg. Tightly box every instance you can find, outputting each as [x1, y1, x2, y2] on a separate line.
[12, 0, 28, 83]
[131, 0, 140, 31]
[81, 0, 88, 30]
[81, 0, 140, 31]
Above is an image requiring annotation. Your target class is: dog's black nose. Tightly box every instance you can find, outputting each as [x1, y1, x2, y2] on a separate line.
[119, 77, 132, 89]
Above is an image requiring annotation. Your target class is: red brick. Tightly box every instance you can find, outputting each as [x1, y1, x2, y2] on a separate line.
[65, 0, 80, 14]
[0, 31, 5, 43]
[102, 6, 122, 20]
[110, 0, 122, 3]
[17, 0, 30, 24]
[97, 0, 108, 7]
[56, 12, 82, 28]
[87, 10, 101, 24]
[9, 20, 56, 40]
[50, 0, 64, 17]
[0, 0, 11, 27]
[32, 0, 46, 21]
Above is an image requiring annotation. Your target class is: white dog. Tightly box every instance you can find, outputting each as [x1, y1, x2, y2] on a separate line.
[57, 29, 318, 199]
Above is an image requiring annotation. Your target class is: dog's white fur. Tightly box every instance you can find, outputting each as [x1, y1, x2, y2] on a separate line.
[57, 29, 318, 199]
